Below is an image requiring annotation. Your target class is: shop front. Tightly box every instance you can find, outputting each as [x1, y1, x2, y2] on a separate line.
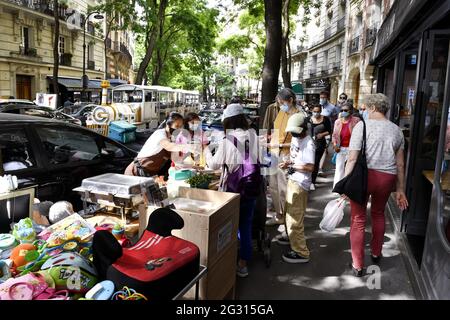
[371, 0, 450, 300]
[303, 78, 330, 106]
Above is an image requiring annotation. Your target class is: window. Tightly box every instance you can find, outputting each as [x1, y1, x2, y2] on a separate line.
[311, 55, 317, 74]
[37, 127, 100, 165]
[145, 91, 153, 102]
[88, 43, 94, 62]
[21, 27, 30, 53]
[103, 141, 128, 159]
[336, 45, 342, 65]
[323, 50, 329, 71]
[59, 36, 65, 55]
[0, 129, 35, 173]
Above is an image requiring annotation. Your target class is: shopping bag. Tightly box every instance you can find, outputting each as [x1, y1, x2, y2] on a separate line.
[320, 198, 345, 232]
[331, 152, 337, 165]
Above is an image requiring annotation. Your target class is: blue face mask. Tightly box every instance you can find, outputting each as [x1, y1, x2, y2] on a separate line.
[361, 110, 369, 120]
[341, 111, 350, 118]
[320, 98, 327, 106]
[280, 104, 290, 112]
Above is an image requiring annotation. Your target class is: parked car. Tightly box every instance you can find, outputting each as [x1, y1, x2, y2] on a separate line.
[0, 102, 81, 125]
[199, 109, 224, 132]
[62, 103, 98, 126]
[0, 113, 136, 210]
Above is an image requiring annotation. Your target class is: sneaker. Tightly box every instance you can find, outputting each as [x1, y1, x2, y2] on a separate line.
[310, 183, 316, 191]
[236, 265, 249, 278]
[371, 254, 382, 264]
[266, 216, 285, 226]
[349, 262, 364, 277]
[276, 235, 290, 246]
[318, 169, 325, 177]
[282, 251, 310, 264]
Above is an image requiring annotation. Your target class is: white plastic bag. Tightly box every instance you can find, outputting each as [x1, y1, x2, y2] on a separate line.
[320, 198, 346, 232]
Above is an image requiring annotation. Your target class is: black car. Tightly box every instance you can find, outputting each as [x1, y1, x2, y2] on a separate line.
[0, 113, 136, 210]
[0, 103, 81, 125]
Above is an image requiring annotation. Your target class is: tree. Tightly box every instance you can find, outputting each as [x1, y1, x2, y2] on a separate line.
[52, 0, 60, 105]
[135, 0, 169, 85]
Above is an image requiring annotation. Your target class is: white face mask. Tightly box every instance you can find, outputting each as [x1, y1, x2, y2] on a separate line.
[189, 123, 200, 131]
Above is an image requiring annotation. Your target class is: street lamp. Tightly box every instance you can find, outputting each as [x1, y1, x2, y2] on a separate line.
[82, 12, 104, 102]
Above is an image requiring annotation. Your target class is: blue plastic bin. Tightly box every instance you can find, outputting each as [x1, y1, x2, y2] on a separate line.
[108, 121, 137, 143]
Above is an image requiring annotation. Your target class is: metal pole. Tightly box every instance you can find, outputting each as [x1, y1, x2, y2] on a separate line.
[82, 16, 87, 102]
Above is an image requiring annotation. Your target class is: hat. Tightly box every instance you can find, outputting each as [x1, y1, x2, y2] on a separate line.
[222, 103, 244, 120]
[285, 113, 307, 134]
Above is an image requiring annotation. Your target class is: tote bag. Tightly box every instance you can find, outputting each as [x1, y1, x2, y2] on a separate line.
[332, 121, 368, 205]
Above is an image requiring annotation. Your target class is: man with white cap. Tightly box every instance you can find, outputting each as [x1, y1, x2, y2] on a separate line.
[277, 112, 315, 263]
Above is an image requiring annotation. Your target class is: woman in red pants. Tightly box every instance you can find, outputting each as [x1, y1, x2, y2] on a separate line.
[344, 93, 409, 277]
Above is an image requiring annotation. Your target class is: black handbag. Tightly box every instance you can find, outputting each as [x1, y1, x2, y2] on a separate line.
[332, 120, 368, 205]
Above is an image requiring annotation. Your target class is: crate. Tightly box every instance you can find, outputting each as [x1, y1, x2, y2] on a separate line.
[108, 121, 136, 143]
[139, 187, 240, 300]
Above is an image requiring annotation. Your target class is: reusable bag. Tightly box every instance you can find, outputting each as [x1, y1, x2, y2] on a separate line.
[320, 198, 346, 232]
[332, 121, 368, 205]
[331, 152, 338, 165]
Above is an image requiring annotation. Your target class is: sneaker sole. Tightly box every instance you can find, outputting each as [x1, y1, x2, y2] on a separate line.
[282, 256, 310, 264]
[236, 272, 248, 278]
[276, 239, 290, 246]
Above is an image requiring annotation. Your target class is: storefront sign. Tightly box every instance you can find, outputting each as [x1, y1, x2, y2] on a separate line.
[35, 93, 57, 110]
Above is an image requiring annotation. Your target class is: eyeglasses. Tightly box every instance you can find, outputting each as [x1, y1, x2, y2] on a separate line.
[339, 97, 347, 100]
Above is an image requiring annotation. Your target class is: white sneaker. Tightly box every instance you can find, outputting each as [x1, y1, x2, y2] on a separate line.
[310, 184, 316, 191]
[266, 216, 285, 226]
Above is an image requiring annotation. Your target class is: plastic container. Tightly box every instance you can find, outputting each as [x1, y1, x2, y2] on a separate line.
[108, 121, 137, 143]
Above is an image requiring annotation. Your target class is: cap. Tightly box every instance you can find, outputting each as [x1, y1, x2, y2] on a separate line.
[222, 103, 244, 120]
[285, 113, 307, 134]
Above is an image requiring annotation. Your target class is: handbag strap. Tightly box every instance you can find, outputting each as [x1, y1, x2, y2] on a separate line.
[361, 120, 367, 155]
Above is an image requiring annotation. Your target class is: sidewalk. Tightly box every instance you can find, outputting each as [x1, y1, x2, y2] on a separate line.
[236, 166, 416, 300]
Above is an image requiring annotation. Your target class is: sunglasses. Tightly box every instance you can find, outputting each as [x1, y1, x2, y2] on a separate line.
[339, 97, 347, 100]
[341, 109, 350, 112]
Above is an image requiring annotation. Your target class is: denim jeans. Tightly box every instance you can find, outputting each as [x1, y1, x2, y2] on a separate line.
[238, 198, 256, 261]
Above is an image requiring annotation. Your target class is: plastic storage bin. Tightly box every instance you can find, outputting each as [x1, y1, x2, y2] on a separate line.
[108, 121, 137, 143]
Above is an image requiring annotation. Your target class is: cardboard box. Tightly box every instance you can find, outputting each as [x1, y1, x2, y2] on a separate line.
[139, 187, 240, 299]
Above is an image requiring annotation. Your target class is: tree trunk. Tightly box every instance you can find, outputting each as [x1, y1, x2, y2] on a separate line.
[52, 0, 60, 106]
[281, 0, 291, 89]
[135, 0, 168, 85]
[260, 0, 282, 127]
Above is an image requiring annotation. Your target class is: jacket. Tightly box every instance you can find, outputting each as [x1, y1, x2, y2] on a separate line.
[332, 116, 361, 147]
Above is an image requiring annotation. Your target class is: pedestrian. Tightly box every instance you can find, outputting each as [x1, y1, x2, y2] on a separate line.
[358, 103, 369, 121]
[266, 88, 299, 226]
[175, 112, 208, 166]
[332, 102, 361, 188]
[336, 92, 348, 112]
[262, 100, 280, 133]
[277, 113, 315, 263]
[344, 93, 408, 276]
[125, 112, 199, 178]
[309, 104, 332, 190]
[319, 91, 339, 123]
[204, 103, 260, 277]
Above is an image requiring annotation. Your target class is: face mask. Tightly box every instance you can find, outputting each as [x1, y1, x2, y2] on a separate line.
[361, 110, 369, 120]
[320, 98, 327, 106]
[169, 127, 176, 134]
[280, 104, 290, 112]
[341, 111, 350, 118]
[312, 112, 321, 118]
[189, 123, 200, 131]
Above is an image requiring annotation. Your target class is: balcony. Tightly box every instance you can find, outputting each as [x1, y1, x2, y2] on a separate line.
[337, 17, 345, 32]
[349, 36, 360, 55]
[59, 53, 72, 66]
[87, 60, 95, 70]
[19, 46, 37, 57]
[365, 27, 377, 46]
[309, 69, 316, 77]
[86, 22, 95, 36]
[324, 27, 332, 40]
[6, 0, 69, 20]
[120, 43, 133, 62]
[328, 62, 341, 75]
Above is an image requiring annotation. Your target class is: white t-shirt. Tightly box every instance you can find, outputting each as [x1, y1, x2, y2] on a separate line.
[205, 129, 259, 192]
[289, 136, 316, 190]
[349, 119, 404, 175]
[137, 129, 169, 159]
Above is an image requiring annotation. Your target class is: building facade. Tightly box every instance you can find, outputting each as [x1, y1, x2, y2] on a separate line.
[0, 0, 135, 103]
[291, 0, 348, 105]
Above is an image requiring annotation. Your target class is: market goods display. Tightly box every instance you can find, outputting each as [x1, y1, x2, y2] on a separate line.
[92, 207, 200, 300]
[186, 173, 213, 189]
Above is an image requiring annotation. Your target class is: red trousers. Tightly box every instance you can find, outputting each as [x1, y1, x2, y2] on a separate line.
[350, 169, 397, 269]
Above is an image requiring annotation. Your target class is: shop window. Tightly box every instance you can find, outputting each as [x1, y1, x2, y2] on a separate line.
[0, 129, 35, 173]
[37, 127, 100, 165]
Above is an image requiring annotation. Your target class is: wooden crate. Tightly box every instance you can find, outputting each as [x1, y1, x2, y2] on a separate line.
[139, 187, 240, 300]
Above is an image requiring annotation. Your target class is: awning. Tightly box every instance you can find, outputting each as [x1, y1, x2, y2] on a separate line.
[303, 87, 326, 95]
[292, 83, 303, 95]
[47, 77, 103, 91]
[370, 0, 431, 64]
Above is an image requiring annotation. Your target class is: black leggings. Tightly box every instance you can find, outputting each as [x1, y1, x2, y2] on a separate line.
[312, 142, 326, 184]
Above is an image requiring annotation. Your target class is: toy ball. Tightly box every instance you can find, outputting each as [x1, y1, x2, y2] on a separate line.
[10, 243, 37, 268]
[49, 201, 74, 224]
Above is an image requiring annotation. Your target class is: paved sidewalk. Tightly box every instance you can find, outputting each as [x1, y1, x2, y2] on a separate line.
[236, 167, 416, 300]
